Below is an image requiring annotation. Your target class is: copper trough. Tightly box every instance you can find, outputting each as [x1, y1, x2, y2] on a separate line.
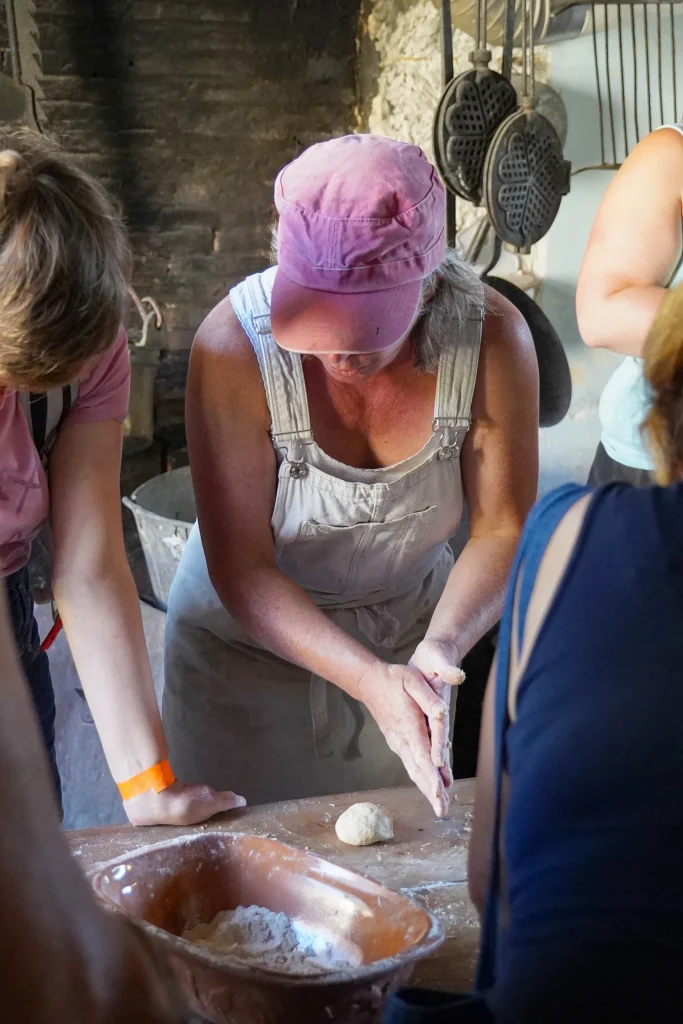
[90, 831, 444, 1024]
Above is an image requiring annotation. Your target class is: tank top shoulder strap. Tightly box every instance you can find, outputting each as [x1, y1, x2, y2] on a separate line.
[229, 267, 313, 457]
[18, 382, 79, 467]
[476, 482, 593, 995]
[657, 121, 683, 137]
[432, 284, 485, 456]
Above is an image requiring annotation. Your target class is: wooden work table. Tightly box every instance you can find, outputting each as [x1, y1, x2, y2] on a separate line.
[68, 780, 480, 993]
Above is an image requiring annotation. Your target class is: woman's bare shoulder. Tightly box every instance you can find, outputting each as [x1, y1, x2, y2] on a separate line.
[189, 295, 269, 425]
[473, 285, 538, 414]
[481, 285, 533, 351]
[193, 295, 255, 359]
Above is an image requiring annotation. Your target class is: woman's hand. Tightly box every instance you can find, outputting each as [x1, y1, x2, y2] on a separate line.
[124, 781, 246, 827]
[358, 662, 451, 817]
[409, 636, 465, 789]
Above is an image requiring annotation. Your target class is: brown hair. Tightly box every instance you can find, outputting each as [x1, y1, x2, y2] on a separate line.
[643, 282, 683, 483]
[0, 128, 131, 390]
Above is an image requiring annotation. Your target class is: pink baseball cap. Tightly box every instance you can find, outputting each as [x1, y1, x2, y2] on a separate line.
[270, 134, 446, 354]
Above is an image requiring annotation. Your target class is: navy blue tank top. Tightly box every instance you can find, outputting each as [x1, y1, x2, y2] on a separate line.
[488, 481, 683, 1022]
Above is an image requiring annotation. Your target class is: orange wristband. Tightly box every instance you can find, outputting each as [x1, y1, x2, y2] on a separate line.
[117, 760, 176, 802]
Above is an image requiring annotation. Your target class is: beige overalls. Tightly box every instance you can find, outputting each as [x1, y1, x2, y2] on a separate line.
[163, 267, 482, 804]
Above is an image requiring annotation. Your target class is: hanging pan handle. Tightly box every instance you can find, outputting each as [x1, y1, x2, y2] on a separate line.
[440, 0, 457, 246]
[501, 0, 516, 82]
[482, 231, 503, 278]
[440, 0, 454, 87]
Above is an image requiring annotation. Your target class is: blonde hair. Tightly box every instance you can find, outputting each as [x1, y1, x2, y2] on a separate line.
[643, 282, 683, 483]
[0, 129, 131, 389]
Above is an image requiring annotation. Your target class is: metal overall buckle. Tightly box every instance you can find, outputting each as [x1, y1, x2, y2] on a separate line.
[287, 438, 309, 479]
[436, 423, 461, 461]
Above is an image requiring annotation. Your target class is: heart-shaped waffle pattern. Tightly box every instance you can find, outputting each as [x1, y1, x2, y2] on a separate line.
[485, 110, 570, 248]
[434, 68, 517, 204]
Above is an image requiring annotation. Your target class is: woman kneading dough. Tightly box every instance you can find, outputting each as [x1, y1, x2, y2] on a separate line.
[163, 135, 538, 816]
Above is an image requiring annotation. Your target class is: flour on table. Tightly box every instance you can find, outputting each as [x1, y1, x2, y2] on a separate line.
[183, 905, 360, 975]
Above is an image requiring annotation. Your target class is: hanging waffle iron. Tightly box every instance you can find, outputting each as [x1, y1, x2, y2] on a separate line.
[433, 0, 517, 205]
[483, 0, 570, 251]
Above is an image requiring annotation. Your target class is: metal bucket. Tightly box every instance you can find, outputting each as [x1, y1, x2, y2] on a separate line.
[122, 466, 195, 611]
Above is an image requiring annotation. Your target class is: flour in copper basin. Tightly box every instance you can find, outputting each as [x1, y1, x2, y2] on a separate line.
[183, 905, 362, 975]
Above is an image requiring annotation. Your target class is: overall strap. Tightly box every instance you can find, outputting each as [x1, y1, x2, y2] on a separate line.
[476, 482, 592, 993]
[18, 383, 79, 466]
[230, 269, 313, 474]
[433, 291, 484, 460]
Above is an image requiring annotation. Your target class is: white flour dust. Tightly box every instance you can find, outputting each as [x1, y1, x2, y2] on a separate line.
[183, 905, 361, 975]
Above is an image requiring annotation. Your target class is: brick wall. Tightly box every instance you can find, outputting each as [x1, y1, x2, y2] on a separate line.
[32, 0, 360, 352]
[2, 0, 360, 581]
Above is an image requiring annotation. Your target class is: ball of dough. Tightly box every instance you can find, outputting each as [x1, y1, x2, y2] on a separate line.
[335, 802, 394, 846]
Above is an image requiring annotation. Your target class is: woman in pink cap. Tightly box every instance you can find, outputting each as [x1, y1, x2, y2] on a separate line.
[164, 135, 539, 816]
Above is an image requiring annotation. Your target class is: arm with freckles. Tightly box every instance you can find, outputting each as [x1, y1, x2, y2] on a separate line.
[49, 419, 245, 826]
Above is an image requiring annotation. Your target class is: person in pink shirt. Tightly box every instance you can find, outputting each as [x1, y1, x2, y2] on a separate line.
[0, 128, 244, 825]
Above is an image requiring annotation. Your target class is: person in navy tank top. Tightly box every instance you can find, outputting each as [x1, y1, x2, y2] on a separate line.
[467, 281, 683, 1021]
[384, 286, 683, 1024]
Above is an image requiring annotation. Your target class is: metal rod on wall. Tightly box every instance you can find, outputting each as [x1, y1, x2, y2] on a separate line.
[604, 5, 618, 164]
[528, 0, 532, 96]
[530, 0, 536, 95]
[592, 8, 606, 165]
[644, 3, 653, 132]
[671, 3, 678, 120]
[589, 8, 606, 163]
[657, 4, 665, 124]
[631, 5, 640, 142]
[572, 0, 683, 175]
[617, 5, 628, 153]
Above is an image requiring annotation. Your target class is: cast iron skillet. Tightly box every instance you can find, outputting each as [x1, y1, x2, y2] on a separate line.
[482, 274, 572, 428]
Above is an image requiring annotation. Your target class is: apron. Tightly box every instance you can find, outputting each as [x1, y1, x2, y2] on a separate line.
[163, 267, 483, 804]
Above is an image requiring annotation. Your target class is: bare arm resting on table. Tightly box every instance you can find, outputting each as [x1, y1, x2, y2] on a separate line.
[0, 582, 182, 1023]
[187, 300, 451, 816]
[576, 128, 683, 358]
[49, 418, 245, 825]
[468, 495, 591, 915]
[410, 288, 539, 784]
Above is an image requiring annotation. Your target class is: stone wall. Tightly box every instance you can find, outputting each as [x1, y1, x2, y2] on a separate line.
[32, 0, 360, 352]
[13, 1, 358, 470]
[357, 0, 549, 253]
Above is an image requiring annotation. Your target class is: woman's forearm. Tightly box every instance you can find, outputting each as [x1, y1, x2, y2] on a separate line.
[53, 560, 167, 783]
[426, 534, 519, 657]
[213, 562, 380, 698]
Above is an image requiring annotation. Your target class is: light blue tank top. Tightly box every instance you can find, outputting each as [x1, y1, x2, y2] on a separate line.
[599, 123, 683, 470]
